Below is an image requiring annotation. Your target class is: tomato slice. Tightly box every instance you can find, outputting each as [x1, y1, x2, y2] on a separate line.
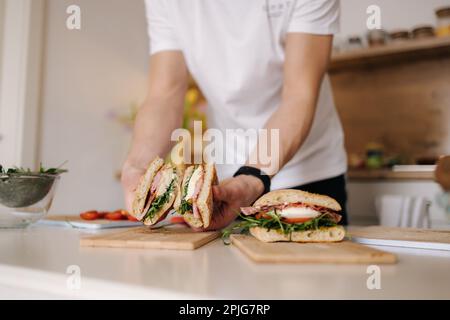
[97, 211, 108, 219]
[282, 217, 313, 224]
[170, 216, 186, 224]
[255, 212, 272, 220]
[80, 211, 100, 220]
[127, 215, 139, 222]
[115, 209, 128, 216]
[105, 212, 126, 220]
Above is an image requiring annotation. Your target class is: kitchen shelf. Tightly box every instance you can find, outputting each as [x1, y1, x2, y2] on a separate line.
[330, 36, 450, 71]
[348, 169, 435, 181]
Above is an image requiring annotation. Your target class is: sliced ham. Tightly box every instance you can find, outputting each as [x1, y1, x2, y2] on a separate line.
[321, 211, 342, 224]
[191, 172, 204, 200]
[193, 203, 200, 219]
[240, 206, 260, 216]
[240, 204, 276, 216]
[142, 192, 157, 215]
[150, 171, 162, 194]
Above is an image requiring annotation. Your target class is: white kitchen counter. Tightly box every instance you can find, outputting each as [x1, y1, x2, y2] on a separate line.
[0, 225, 449, 299]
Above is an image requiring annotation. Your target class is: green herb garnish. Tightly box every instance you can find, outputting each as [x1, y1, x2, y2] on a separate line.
[178, 199, 193, 215]
[144, 176, 176, 221]
[0, 162, 68, 175]
[39, 162, 68, 174]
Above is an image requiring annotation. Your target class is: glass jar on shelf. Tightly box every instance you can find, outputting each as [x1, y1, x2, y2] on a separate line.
[367, 29, 387, 47]
[389, 30, 411, 43]
[345, 36, 363, 51]
[411, 25, 435, 39]
[436, 7, 450, 37]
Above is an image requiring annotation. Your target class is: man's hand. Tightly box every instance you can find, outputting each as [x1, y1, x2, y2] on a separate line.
[199, 175, 264, 231]
[121, 161, 146, 213]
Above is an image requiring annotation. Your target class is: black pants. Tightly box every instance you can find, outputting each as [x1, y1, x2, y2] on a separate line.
[290, 174, 348, 225]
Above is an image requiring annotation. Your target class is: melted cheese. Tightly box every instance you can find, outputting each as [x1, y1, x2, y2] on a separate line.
[278, 206, 320, 219]
[185, 165, 203, 200]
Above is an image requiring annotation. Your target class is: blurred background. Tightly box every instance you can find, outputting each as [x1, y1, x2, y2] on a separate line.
[0, 0, 450, 227]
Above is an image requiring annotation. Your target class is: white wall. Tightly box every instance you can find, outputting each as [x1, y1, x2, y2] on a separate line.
[0, 0, 5, 131]
[39, 0, 148, 214]
[0, 0, 44, 168]
[0, 0, 4, 77]
[340, 0, 450, 38]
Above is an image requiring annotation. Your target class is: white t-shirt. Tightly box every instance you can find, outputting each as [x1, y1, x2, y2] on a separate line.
[145, 0, 347, 190]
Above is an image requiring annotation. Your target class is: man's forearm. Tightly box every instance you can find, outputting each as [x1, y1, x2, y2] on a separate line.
[247, 90, 318, 177]
[126, 97, 184, 170]
[125, 52, 188, 171]
[247, 33, 331, 177]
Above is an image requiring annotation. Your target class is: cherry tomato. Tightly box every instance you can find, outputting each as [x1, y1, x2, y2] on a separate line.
[170, 216, 186, 224]
[97, 212, 108, 219]
[114, 209, 128, 216]
[255, 212, 272, 220]
[282, 217, 313, 224]
[127, 215, 139, 222]
[105, 212, 126, 220]
[80, 211, 100, 220]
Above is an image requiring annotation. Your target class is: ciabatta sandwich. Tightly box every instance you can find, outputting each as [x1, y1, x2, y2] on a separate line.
[174, 163, 217, 228]
[239, 189, 345, 243]
[131, 157, 183, 226]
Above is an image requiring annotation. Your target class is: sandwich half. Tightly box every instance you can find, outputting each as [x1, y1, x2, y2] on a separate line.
[174, 163, 217, 228]
[239, 189, 345, 243]
[131, 157, 183, 226]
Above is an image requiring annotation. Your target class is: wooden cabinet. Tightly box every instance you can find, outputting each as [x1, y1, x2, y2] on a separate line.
[329, 37, 450, 166]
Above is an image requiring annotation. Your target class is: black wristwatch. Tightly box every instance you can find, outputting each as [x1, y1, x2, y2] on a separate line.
[233, 166, 271, 195]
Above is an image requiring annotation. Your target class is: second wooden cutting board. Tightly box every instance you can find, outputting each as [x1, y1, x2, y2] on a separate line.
[80, 226, 220, 250]
[349, 226, 450, 251]
[230, 234, 397, 264]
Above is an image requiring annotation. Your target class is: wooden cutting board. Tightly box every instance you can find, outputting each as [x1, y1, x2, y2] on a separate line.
[349, 226, 450, 251]
[80, 226, 220, 250]
[40, 215, 142, 229]
[230, 234, 397, 264]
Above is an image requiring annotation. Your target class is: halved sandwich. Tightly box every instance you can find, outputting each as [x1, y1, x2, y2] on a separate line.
[238, 189, 345, 243]
[174, 163, 217, 228]
[131, 157, 183, 226]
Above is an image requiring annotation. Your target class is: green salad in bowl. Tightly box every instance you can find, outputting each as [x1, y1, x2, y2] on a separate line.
[0, 163, 67, 228]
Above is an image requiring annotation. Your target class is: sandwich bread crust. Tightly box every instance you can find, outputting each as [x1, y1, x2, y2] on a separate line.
[254, 189, 341, 212]
[249, 225, 345, 243]
[142, 165, 183, 226]
[178, 163, 218, 228]
[131, 157, 164, 220]
[196, 163, 217, 228]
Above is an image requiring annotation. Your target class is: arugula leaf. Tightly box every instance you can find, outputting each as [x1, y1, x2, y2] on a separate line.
[265, 210, 284, 233]
[0, 162, 67, 175]
[221, 220, 253, 245]
[178, 199, 192, 215]
[144, 177, 175, 221]
[221, 212, 338, 243]
[39, 161, 68, 174]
